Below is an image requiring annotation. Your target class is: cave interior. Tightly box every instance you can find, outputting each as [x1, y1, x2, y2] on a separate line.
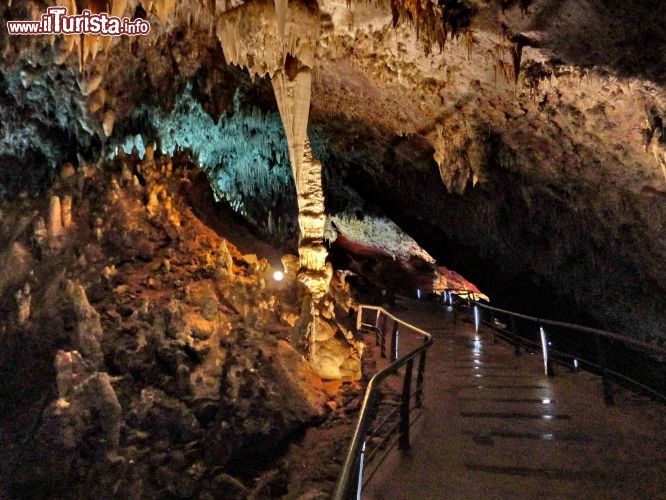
[0, 0, 665, 497]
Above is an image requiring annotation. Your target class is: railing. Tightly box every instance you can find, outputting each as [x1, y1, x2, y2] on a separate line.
[444, 289, 666, 404]
[333, 305, 434, 500]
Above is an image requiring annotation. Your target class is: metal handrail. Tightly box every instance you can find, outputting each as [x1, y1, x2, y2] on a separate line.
[445, 289, 666, 403]
[333, 305, 434, 500]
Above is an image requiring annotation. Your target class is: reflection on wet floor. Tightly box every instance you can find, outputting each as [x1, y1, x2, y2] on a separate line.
[461, 430, 591, 443]
[463, 463, 610, 481]
[365, 302, 666, 500]
[458, 398, 555, 403]
[460, 411, 571, 420]
[456, 384, 549, 389]
[454, 373, 535, 378]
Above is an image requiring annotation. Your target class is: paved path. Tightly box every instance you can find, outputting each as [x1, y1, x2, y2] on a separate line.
[363, 300, 666, 499]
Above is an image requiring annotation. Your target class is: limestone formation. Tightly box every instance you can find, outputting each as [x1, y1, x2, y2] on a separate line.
[53, 349, 122, 450]
[294, 139, 329, 301]
[54, 350, 87, 398]
[47, 195, 64, 247]
[14, 282, 31, 325]
[61, 195, 73, 229]
[216, 240, 234, 276]
[66, 280, 105, 368]
[218, 1, 323, 303]
[32, 216, 47, 249]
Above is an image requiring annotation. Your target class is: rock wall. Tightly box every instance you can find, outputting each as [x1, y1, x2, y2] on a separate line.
[0, 155, 359, 498]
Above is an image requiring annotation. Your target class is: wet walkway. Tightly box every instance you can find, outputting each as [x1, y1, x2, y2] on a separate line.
[364, 300, 666, 499]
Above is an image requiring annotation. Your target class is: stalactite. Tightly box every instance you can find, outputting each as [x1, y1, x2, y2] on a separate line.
[271, 66, 312, 196]
[274, 0, 287, 38]
[216, 0, 317, 79]
[110, 0, 129, 18]
[153, 0, 177, 26]
[102, 110, 115, 138]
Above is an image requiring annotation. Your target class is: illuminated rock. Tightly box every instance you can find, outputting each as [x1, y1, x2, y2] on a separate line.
[14, 282, 31, 325]
[66, 279, 104, 368]
[61, 194, 73, 229]
[47, 195, 64, 247]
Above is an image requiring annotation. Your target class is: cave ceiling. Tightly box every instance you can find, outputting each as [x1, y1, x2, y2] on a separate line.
[1, 0, 665, 340]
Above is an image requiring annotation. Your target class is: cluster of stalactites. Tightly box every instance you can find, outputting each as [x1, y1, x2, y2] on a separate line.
[432, 119, 486, 194]
[216, 0, 318, 79]
[42, 0, 236, 71]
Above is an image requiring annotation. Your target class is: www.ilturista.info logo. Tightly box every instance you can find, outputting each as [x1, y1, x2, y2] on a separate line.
[7, 6, 150, 36]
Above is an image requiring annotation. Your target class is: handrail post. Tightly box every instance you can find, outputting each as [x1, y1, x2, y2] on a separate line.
[356, 306, 362, 333]
[539, 324, 554, 377]
[374, 309, 380, 329]
[376, 313, 387, 348]
[379, 318, 387, 359]
[399, 359, 414, 450]
[355, 440, 366, 500]
[510, 316, 521, 356]
[474, 304, 480, 333]
[595, 334, 615, 405]
[415, 340, 427, 408]
[390, 321, 399, 361]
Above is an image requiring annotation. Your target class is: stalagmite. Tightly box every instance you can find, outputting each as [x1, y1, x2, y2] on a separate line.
[15, 282, 31, 325]
[66, 280, 105, 368]
[55, 350, 86, 398]
[33, 216, 47, 248]
[292, 138, 329, 300]
[61, 195, 73, 229]
[47, 195, 64, 242]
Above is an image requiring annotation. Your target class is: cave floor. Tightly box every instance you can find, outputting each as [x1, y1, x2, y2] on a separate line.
[364, 300, 666, 500]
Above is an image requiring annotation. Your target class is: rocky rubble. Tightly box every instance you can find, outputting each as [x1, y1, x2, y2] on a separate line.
[0, 154, 365, 499]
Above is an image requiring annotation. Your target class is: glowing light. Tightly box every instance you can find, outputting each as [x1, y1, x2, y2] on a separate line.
[474, 305, 480, 333]
[472, 336, 482, 357]
[542, 398, 552, 404]
[540, 326, 549, 376]
[573, 359, 579, 369]
[272, 270, 284, 282]
[357, 440, 366, 495]
[543, 415, 553, 421]
[417, 288, 421, 299]
[542, 433, 555, 441]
